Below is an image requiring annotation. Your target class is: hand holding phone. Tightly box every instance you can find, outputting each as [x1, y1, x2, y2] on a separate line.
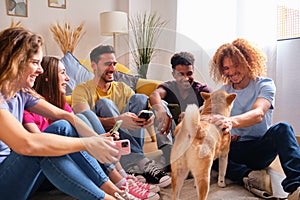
[109, 120, 122, 138]
[114, 139, 131, 155]
[138, 110, 153, 120]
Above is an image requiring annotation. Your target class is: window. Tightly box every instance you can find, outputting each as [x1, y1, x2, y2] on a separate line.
[277, 3, 300, 40]
[176, 0, 277, 49]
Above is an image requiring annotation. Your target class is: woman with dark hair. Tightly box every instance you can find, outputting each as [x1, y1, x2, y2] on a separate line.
[0, 27, 137, 200]
[23, 56, 159, 200]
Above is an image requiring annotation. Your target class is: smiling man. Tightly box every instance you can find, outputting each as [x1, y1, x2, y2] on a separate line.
[209, 38, 300, 199]
[71, 45, 171, 189]
[149, 51, 212, 171]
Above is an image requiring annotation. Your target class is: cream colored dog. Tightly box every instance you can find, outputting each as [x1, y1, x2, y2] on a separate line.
[171, 90, 236, 200]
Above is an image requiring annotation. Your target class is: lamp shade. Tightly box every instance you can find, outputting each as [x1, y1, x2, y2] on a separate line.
[100, 11, 128, 35]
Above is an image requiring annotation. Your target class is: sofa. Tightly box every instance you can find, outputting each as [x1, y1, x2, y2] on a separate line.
[61, 51, 162, 105]
[61, 52, 162, 142]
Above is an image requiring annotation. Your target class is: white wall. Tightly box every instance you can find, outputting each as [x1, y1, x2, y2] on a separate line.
[0, 0, 177, 73]
[1, 0, 115, 59]
[274, 39, 300, 136]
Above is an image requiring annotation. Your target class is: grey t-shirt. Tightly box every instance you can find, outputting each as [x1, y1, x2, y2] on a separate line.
[0, 90, 40, 163]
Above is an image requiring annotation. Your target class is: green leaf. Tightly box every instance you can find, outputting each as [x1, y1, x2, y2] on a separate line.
[129, 12, 167, 78]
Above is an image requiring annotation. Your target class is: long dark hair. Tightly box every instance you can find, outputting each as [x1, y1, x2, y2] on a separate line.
[34, 56, 65, 109]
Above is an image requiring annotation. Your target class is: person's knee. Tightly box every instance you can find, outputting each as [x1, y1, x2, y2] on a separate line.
[45, 120, 77, 137]
[274, 122, 293, 133]
[278, 121, 292, 129]
[80, 109, 96, 118]
[76, 110, 95, 123]
[96, 98, 114, 106]
[94, 98, 115, 115]
[130, 94, 148, 106]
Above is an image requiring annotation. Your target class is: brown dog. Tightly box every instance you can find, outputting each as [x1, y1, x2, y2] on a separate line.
[171, 90, 236, 200]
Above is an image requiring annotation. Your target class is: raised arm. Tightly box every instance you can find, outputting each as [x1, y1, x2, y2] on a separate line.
[1, 108, 119, 163]
[149, 87, 173, 134]
[27, 99, 98, 137]
[230, 97, 271, 128]
[149, 87, 166, 107]
[1, 109, 84, 156]
[211, 97, 271, 131]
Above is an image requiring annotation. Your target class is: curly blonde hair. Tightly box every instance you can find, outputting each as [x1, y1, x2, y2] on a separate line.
[210, 38, 267, 84]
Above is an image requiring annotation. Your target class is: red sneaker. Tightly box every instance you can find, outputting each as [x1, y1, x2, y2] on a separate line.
[121, 179, 160, 200]
[126, 175, 160, 193]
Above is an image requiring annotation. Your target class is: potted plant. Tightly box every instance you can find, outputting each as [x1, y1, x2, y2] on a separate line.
[129, 12, 167, 78]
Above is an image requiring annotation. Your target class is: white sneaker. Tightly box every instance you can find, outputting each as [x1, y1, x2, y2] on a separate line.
[243, 170, 273, 198]
[288, 187, 300, 200]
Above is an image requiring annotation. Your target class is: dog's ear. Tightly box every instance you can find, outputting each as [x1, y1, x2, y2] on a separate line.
[226, 93, 236, 105]
[200, 92, 211, 100]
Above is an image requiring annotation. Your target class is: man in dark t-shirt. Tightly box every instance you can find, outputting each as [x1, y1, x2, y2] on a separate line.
[149, 52, 212, 170]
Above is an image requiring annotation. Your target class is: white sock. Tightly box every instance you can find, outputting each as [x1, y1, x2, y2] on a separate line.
[115, 177, 126, 188]
[119, 169, 128, 178]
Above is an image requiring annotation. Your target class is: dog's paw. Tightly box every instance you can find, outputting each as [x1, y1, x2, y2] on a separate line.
[218, 180, 226, 188]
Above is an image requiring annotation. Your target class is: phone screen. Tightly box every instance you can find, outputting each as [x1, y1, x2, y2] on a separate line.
[167, 104, 181, 124]
[138, 110, 153, 120]
[110, 120, 123, 134]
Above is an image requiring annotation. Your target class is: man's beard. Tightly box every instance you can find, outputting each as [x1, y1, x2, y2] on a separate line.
[103, 78, 113, 83]
[99, 70, 114, 83]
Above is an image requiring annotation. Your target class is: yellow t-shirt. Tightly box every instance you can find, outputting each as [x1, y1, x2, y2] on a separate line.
[72, 80, 135, 113]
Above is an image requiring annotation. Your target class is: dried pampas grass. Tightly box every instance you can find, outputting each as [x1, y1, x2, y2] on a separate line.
[10, 19, 22, 28]
[50, 21, 86, 54]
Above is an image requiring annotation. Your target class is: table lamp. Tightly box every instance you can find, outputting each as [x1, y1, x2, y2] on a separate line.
[100, 11, 128, 52]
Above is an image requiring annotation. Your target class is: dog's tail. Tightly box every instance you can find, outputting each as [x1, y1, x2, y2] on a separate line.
[181, 104, 200, 139]
[172, 104, 200, 162]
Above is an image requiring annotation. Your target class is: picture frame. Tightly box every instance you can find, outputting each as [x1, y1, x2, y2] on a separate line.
[48, 0, 66, 9]
[6, 0, 28, 17]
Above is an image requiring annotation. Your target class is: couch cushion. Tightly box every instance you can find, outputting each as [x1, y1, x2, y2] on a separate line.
[61, 52, 139, 93]
[61, 51, 94, 95]
[114, 71, 139, 91]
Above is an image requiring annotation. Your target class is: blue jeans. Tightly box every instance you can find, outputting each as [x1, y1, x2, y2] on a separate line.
[0, 120, 108, 200]
[93, 94, 148, 168]
[213, 122, 300, 193]
[154, 101, 175, 165]
[77, 110, 106, 134]
[155, 101, 174, 149]
[76, 110, 115, 174]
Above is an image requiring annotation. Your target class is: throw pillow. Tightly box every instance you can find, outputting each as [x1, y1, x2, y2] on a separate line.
[114, 71, 139, 91]
[61, 51, 94, 95]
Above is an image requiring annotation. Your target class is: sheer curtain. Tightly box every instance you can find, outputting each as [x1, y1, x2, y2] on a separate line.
[176, 0, 277, 89]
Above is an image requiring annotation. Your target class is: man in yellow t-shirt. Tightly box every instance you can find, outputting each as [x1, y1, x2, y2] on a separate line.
[72, 45, 171, 188]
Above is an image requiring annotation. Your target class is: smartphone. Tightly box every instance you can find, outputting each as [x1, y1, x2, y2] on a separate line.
[110, 120, 123, 136]
[114, 139, 131, 155]
[138, 110, 153, 120]
[167, 104, 181, 122]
